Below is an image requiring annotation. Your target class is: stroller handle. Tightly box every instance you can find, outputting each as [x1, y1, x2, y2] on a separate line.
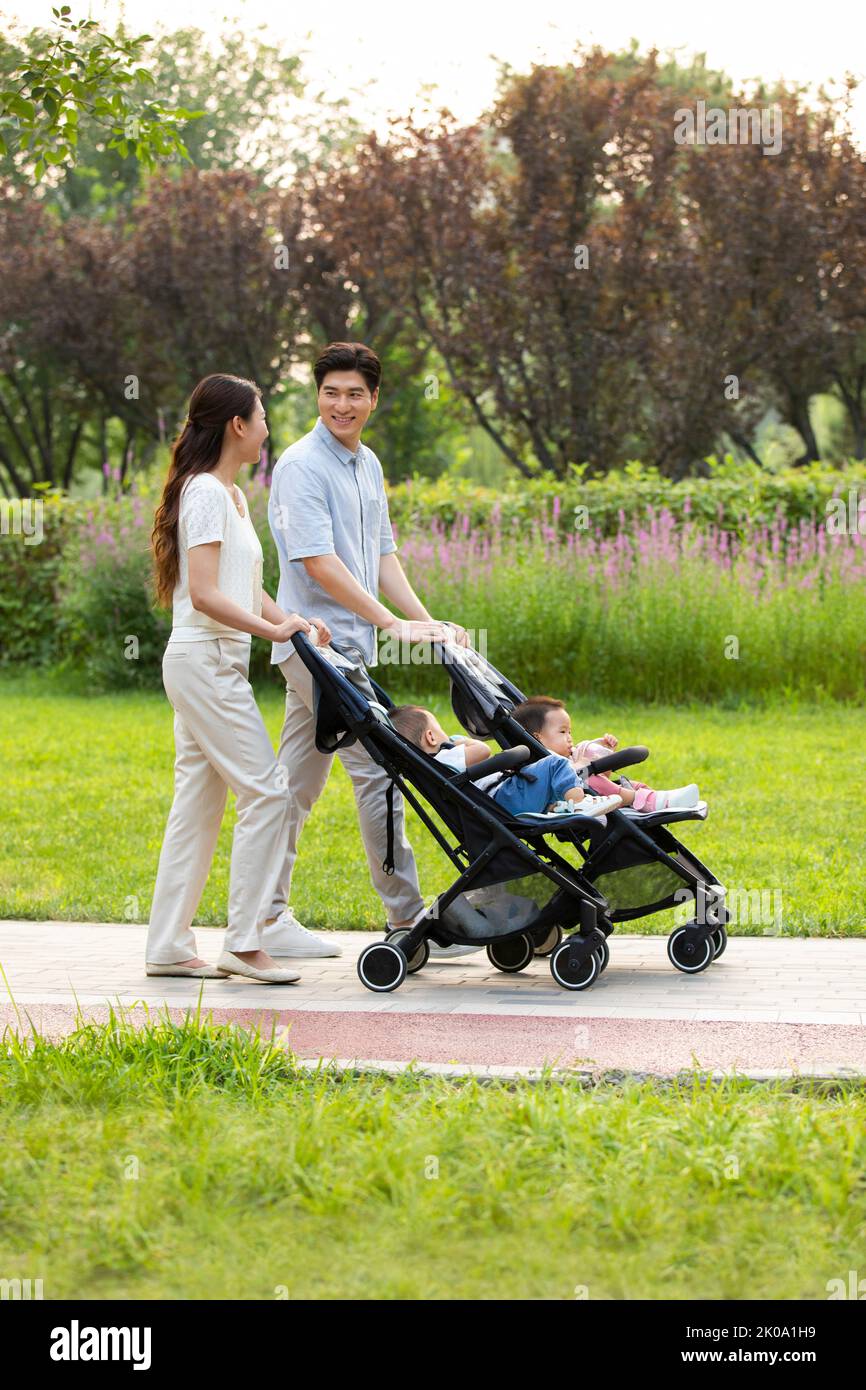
[583, 745, 649, 777]
[290, 628, 318, 655]
[453, 743, 531, 786]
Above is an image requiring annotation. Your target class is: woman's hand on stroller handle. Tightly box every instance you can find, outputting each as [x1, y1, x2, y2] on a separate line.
[270, 612, 312, 644]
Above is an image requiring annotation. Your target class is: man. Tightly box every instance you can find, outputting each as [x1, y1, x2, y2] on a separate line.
[261, 340, 478, 961]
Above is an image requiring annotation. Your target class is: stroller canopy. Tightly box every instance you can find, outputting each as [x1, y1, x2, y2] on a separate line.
[438, 642, 527, 738]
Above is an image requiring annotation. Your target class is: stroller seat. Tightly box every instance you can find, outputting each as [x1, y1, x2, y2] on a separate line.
[430, 750, 613, 840]
[431, 639, 729, 975]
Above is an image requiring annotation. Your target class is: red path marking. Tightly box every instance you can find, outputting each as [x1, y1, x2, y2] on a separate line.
[2, 1003, 865, 1075]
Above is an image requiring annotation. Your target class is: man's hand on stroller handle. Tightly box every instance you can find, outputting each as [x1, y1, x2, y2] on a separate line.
[382, 618, 448, 644]
[435, 619, 470, 647]
[381, 618, 470, 648]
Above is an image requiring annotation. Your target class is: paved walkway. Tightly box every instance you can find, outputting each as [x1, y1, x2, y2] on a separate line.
[1, 921, 864, 1079]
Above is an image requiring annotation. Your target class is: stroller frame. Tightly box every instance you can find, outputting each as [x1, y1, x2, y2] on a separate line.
[435, 641, 730, 975]
[290, 632, 614, 992]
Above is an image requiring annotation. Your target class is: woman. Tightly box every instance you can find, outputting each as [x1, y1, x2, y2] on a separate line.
[147, 373, 331, 982]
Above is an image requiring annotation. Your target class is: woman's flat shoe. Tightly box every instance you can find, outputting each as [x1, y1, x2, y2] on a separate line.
[216, 951, 300, 984]
[146, 962, 225, 978]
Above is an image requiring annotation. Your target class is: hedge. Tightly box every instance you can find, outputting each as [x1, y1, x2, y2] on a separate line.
[1, 458, 864, 696]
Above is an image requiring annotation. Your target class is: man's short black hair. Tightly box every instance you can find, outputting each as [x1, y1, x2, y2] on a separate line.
[314, 341, 381, 395]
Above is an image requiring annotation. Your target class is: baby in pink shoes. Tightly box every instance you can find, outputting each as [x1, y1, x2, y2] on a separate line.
[512, 696, 701, 812]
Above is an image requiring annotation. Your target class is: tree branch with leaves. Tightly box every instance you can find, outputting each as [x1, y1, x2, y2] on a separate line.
[0, 6, 202, 178]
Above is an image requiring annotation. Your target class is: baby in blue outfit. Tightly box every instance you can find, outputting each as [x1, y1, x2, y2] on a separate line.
[388, 705, 620, 819]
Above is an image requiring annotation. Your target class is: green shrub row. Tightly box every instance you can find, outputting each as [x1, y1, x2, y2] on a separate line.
[1, 459, 864, 699]
[387, 457, 866, 537]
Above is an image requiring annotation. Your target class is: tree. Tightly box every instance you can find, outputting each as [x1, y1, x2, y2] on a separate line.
[0, 7, 200, 180]
[310, 50, 725, 476]
[672, 81, 866, 464]
[0, 170, 328, 493]
[309, 48, 866, 475]
[118, 170, 311, 428]
[0, 196, 97, 493]
[6, 23, 367, 219]
[0, 16, 376, 495]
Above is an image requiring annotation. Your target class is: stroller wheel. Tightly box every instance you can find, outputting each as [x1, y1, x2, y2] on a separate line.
[710, 925, 728, 960]
[550, 939, 599, 991]
[357, 942, 407, 993]
[531, 924, 562, 957]
[667, 926, 713, 974]
[487, 933, 534, 973]
[384, 928, 430, 974]
[594, 937, 610, 973]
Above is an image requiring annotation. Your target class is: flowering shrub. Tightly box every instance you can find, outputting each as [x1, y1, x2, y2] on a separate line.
[43, 474, 282, 688]
[0, 492, 71, 667]
[55, 492, 170, 688]
[392, 504, 866, 700]
[2, 461, 865, 699]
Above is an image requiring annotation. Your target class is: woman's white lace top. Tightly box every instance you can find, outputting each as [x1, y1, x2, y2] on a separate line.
[171, 472, 263, 641]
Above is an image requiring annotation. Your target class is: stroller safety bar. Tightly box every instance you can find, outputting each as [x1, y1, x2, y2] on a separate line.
[452, 743, 531, 786]
[583, 745, 649, 778]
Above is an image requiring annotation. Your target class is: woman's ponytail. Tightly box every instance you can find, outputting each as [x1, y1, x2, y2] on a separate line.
[151, 374, 262, 609]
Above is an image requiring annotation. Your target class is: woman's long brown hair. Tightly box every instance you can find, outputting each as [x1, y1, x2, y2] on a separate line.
[151, 373, 262, 608]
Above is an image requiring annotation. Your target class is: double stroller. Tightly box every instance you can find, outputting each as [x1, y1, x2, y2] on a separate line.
[289, 631, 729, 993]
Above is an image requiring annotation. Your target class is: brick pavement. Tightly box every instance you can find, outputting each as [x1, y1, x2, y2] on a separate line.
[1, 920, 864, 1079]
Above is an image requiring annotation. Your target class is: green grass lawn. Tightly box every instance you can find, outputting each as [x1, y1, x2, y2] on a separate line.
[2, 672, 864, 1300]
[1, 1010, 864, 1300]
[0, 670, 863, 934]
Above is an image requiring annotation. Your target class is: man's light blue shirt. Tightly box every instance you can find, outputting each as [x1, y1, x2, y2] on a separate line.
[268, 416, 397, 668]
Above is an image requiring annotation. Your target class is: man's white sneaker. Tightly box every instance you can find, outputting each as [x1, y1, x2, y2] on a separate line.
[267, 910, 343, 958]
[655, 784, 700, 810]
